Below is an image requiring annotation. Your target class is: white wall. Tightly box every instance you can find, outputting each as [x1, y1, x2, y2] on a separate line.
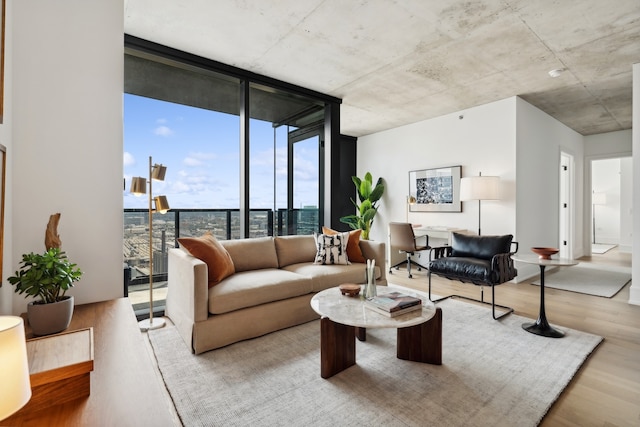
[6, 0, 124, 315]
[358, 97, 517, 266]
[619, 157, 633, 252]
[515, 98, 584, 280]
[584, 129, 632, 157]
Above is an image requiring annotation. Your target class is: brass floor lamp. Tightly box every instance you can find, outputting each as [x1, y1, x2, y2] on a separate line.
[130, 156, 170, 331]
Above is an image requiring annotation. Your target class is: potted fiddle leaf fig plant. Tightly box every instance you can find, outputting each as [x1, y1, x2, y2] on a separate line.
[340, 172, 385, 240]
[7, 213, 83, 336]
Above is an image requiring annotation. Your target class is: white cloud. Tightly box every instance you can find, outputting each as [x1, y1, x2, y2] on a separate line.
[171, 181, 191, 193]
[183, 152, 217, 167]
[154, 125, 174, 137]
[184, 157, 203, 167]
[123, 152, 135, 167]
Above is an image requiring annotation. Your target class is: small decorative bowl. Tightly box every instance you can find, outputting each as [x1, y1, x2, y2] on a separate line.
[339, 283, 361, 297]
[531, 247, 559, 260]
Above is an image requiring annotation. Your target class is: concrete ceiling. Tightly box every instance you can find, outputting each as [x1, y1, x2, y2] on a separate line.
[124, 0, 640, 137]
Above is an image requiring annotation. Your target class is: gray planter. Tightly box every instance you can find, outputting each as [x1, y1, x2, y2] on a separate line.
[27, 295, 74, 336]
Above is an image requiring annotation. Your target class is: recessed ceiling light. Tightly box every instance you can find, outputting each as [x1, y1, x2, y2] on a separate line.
[548, 68, 565, 78]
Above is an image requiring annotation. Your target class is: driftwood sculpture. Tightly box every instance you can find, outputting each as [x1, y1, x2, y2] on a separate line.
[45, 213, 62, 250]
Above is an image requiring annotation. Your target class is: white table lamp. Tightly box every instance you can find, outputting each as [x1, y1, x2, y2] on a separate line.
[0, 316, 31, 421]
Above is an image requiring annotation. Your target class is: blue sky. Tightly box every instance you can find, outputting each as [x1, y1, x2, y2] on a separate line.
[123, 94, 319, 210]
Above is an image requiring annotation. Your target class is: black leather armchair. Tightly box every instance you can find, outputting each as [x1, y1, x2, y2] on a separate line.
[428, 232, 518, 319]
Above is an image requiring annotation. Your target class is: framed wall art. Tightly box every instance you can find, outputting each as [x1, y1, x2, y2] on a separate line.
[409, 165, 462, 212]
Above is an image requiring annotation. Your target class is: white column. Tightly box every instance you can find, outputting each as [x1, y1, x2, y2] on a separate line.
[630, 62, 640, 305]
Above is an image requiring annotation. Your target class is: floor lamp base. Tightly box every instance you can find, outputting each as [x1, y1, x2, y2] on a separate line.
[139, 317, 166, 331]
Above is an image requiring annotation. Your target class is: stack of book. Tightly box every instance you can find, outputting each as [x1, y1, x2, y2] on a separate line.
[365, 291, 422, 317]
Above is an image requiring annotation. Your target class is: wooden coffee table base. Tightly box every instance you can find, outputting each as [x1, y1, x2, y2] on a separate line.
[320, 307, 442, 379]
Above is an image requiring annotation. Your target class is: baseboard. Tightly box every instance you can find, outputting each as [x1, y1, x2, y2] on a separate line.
[629, 285, 640, 306]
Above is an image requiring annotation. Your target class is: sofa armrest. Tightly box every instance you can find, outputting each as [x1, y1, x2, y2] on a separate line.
[166, 248, 209, 352]
[359, 239, 387, 284]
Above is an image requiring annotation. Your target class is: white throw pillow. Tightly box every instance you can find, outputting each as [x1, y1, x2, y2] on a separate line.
[313, 232, 350, 265]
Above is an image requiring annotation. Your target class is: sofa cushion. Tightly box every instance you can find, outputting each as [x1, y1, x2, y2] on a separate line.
[274, 235, 317, 267]
[208, 268, 312, 314]
[313, 232, 350, 265]
[283, 262, 380, 292]
[322, 226, 366, 263]
[429, 257, 496, 284]
[450, 233, 513, 260]
[177, 233, 235, 287]
[220, 237, 279, 272]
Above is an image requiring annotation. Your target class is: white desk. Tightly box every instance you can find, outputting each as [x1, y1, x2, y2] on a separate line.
[413, 226, 467, 246]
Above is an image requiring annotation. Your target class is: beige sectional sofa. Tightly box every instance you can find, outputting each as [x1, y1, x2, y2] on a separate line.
[166, 234, 387, 354]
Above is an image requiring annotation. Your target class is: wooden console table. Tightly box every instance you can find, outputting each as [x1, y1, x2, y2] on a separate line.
[3, 298, 177, 426]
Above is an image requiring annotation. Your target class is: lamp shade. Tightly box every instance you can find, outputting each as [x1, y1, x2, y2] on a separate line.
[460, 175, 500, 201]
[0, 316, 31, 420]
[130, 177, 147, 195]
[151, 164, 167, 181]
[154, 195, 170, 214]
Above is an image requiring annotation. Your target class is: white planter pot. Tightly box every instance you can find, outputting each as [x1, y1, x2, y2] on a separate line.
[27, 295, 74, 336]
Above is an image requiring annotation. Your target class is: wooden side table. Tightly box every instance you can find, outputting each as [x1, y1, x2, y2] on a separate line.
[18, 328, 94, 414]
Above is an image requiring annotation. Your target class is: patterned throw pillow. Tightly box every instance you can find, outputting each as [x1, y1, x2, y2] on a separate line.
[321, 226, 366, 263]
[313, 232, 350, 265]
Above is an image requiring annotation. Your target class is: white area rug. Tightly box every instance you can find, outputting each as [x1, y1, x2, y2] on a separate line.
[591, 244, 617, 254]
[533, 263, 631, 297]
[149, 298, 602, 427]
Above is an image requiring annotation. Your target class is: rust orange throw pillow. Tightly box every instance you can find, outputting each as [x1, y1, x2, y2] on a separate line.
[322, 226, 366, 263]
[178, 232, 235, 287]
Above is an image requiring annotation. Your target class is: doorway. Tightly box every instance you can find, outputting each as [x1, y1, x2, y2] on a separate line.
[590, 157, 633, 255]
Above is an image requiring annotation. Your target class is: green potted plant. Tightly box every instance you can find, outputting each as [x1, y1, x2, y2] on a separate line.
[8, 214, 83, 336]
[340, 172, 385, 240]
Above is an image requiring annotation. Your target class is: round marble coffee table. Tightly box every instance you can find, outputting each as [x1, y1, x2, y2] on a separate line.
[512, 255, 579, 338]
[310, 285, 441, 378]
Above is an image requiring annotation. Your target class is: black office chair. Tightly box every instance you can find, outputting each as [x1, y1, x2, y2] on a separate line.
[388, 222, 430, 278]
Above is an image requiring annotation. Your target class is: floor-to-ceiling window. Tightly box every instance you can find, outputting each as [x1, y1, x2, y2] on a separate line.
[123, 36, 339, 318]
[249, 83, 324, 237]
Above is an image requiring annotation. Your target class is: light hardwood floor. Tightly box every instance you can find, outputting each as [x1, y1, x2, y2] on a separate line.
[390, 248, 638, 427]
